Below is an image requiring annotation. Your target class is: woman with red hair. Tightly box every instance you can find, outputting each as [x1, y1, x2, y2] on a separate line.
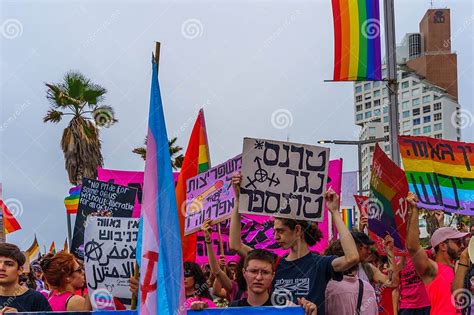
[40, 252, 91, 311]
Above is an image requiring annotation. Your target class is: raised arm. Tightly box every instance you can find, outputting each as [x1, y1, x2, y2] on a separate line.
[229, 172, 252, 257]
[452, 247, 470, 295]
[405, 192, 437, 283]
[325, 189, 359, 272]
[201, 219, 233, 292]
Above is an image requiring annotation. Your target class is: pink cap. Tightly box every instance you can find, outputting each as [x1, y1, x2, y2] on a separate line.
[430, 227, 468, 248]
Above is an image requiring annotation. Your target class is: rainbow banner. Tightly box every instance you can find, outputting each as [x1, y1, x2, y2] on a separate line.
[341, 208, 353, 230]
[64, 185, 80, 214]
[369, 144, 408, 252]
[400, 135, 474, 215]
[331, 0, 382, 81]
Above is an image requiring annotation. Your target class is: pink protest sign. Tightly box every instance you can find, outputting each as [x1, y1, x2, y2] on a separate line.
[97, 168, 179, 218]
[195, 159, 342, 264]
[185, 155, 242, 235]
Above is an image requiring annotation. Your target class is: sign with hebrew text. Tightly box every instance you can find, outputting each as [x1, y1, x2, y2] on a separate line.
[399, 135, 474, 215]
[239, 138, 329, 222]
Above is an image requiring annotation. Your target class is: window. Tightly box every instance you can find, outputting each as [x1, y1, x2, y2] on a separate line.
[365, 93, 372, 100]
[413, 118, 420, 125]
[413, 88, 420, 96]
[383, 116, 389, 123]
[434, 113, 442, 121]
[373, 81, 381, 88]
[434, 102, 442, 111]
[383, 88, 388, 96]
[383, 107, 388, 114]
[364, 83, 371, 90]
[412, 80, 419, 86]
[374, 109, 381, 116]
[355, 85, 363, 93]
[356, 95, 363, 102]
[403, 110, 410, 118]
[382, 69, 387, 78]
[423, 116, 431, 123]
[402, 101, 410, 110]
[365, 111, 372, 118]
[434, 123, 442, 131]
[356, 113, 363, 120]
[369, 146, 375, 153]
[369, 127, 376, 135]
[374, 90, 381, 97]
[384, 126, 389, 133]
[413, 98, 420, 106]
[423, 126, 431, 133]
[413, 128, 421, 135]
[356, 105, 363, 112]
[413, 108, 420, 116]
[402, 121, 410, 129]
[423, 105, 431, 113]
[374, 99, 381, 107]
[384, 145, 390, 151]
[365, 102, 372, 109]
[402, 91, 410, 99]
[401, 81, 409, 89]
[423, 95, 431, 103]
[434, 134, 442, 139]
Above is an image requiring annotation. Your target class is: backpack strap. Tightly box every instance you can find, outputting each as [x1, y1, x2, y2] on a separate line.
[356, 279, 364, 315]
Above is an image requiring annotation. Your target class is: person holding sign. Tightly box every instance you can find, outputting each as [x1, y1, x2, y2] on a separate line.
[40, 252, 92, 312]
[406, 192, 467, 315]
[0, 243, 52, 313]
[229, 172, 359, 315]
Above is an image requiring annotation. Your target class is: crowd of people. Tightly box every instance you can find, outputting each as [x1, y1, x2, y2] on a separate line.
[1, 173, 474, 314]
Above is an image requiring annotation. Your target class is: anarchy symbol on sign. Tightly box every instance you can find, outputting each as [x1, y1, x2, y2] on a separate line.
[84, 239, 104, 262]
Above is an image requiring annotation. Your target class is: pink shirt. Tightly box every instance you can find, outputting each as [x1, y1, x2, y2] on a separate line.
[47, 291, 74, 312]
[185, 296, 216, 309]
[229, 281, 247, 302]
[399, 257, 430, 309]
[325, 275, 378, 315]
[425, 262, 460, 315]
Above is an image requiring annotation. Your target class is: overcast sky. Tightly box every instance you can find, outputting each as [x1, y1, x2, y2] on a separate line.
[1, 0, 473, 251]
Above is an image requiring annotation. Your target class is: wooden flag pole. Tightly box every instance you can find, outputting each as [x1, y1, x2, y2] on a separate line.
[217, 224, 224, 256]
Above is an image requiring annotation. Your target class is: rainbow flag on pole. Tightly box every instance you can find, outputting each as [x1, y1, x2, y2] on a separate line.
[137, 59, 185, 314]
[64, 186, 80, 214]
[49, 241, 56, 254]
[175, 109, 210, 262]
[331, 0, 382, 81]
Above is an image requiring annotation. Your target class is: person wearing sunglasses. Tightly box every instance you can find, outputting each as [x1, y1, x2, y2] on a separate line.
[184, 261, 216, 310]
[41, 252, 92, 311]
[406, 192, 468, 315]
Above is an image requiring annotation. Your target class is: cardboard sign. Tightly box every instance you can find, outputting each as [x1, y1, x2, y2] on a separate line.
[369, 145, 409, 252]
[84, 217, 139, 309]
[399, 135, 474, 215]
[185, 155, 242, 235]
[240, 138, 329, 222]
[71, 179, 137, 259]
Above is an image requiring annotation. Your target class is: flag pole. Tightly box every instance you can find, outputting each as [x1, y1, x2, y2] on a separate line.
[66, 213, 72, 246]
[383, 0, 401, 166]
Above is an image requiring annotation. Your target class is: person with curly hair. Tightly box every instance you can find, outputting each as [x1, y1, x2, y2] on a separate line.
[184, 261, 216, 310]
[40, 252, 91, 311]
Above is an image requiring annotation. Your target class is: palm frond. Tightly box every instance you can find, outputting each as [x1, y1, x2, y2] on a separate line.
[92, 105, 117, 128]
[132, 147, 147, 160]
[43, 109, 63, 123]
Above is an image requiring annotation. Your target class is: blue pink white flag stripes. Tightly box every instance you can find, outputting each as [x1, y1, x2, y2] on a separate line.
[138, 59, 186, 314]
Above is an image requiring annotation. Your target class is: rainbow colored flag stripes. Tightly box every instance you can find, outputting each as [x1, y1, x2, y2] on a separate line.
[341, 208, 353, 230]
[64, 185, 80, 214]
[331, 0, 382, 81]
[399, 135, 474, 214]
[369, 144, 408, 252]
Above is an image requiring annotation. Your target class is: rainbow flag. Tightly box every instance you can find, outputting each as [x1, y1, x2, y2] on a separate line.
[175, 109, 210, 262]
[341, 208, 353, 230]
[399, 135, 474, 214]
[331, 0, 382, 81]
[25, 236, 40, 261]
[64, 185, 81, 214]
[49, 241, 56, 254]
[63, 238, 69, 253]
[369, 144, 408, 251]
[137, 59, 185, 314]
[0, 200, 21, 234]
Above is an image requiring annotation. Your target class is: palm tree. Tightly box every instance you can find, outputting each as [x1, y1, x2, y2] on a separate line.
[44, 71, 117, 185]
[132, 136, 184, 170]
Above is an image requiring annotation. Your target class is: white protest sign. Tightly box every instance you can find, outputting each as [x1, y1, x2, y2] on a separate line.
[84, 217, 139, 309]
[239, 138, 329, 222]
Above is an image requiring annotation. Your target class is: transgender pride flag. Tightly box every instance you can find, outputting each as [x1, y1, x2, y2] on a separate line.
[137, 59, 186, 314]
